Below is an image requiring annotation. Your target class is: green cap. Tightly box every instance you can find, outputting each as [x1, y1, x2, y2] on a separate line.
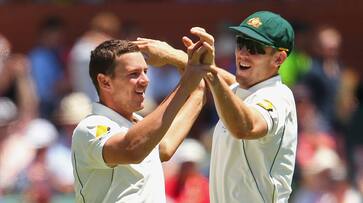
[229, 11, 294, 55]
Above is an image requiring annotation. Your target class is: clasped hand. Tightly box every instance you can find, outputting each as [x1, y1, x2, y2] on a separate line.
[183, 27, 218, 82]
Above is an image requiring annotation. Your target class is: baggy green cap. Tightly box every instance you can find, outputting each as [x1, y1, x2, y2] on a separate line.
[229, 11, 295, 55]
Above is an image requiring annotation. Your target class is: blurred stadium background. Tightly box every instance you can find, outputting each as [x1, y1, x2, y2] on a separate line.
[1, 1, 363, 203]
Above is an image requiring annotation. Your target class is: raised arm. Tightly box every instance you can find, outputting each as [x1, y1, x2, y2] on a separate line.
[158, 80, 206, 162]
[204, 70, 268, 140]
[188, 29, 268, 140]
[133, 38, 209, 161]
[134, 36, 236, 86]
[133, 38, 187, 73]
[103, 47, 208, 166]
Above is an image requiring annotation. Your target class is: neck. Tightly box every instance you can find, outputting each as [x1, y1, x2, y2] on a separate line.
[239, 74, 278, 89]
[99, 100, 134, 122]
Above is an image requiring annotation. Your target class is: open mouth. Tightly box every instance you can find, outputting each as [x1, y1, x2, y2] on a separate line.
[239, 63, 251, 70]
[135, 90, 145, 96]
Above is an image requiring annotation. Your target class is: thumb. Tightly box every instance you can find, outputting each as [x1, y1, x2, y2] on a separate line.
[182, 36, 194, 48]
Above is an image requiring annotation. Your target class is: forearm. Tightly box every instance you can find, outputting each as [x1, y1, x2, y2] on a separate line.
[133, 38, 188, 73]
[127, 84, 189, 148]
[205, 72, 260, 139]
[104, 86, 180, 164]
[104, 75, 201, 164]
[159, 87, 205, 161]
[214, 66, 236, 86]
[173, 54, 236, 86]
[168, 49, 187, 73]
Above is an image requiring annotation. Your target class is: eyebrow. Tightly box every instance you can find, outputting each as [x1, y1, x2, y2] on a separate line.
[126, 66, 148, 73]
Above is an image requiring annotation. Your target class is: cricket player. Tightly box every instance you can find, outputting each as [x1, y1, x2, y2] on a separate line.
[71, 39, 207, 203]
[185, 11, 298, 202]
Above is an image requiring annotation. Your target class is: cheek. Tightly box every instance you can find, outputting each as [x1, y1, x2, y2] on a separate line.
[255, 58, 272, 71]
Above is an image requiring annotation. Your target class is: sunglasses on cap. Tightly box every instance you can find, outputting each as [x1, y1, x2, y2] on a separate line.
[236, 35, 268, 55]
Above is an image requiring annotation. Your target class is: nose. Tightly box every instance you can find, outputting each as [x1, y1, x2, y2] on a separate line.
[139, 72, 149, 87]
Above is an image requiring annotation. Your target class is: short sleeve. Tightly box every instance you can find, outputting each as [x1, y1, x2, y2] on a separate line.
[245, 91, 287, 140]
[72, 116, 125, 169]
[251, 98, 278, 134]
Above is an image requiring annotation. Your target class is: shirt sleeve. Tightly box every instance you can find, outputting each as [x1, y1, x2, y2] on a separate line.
[246, 91, 287, 141]
[72, 117, 125, 169]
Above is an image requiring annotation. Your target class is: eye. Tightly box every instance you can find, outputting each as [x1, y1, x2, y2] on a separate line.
[129, 72, 140, 78]
[144, 69, 148, 74]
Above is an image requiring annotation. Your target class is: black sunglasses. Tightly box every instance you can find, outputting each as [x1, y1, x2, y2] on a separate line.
[236, 36, 267, 55]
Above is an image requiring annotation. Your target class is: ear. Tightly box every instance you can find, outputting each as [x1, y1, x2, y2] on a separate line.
[273, 51, 287, 67]
[97, 73, 112, 92]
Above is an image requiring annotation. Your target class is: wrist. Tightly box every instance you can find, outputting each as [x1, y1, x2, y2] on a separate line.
[171, 50, 187, 71]
[205, 69, 220, 86]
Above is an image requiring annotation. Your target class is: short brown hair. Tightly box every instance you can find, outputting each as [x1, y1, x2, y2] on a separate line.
[89, 39, 139, 93]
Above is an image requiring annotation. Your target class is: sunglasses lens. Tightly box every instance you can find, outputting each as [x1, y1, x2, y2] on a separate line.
[236, 37, 244, 50]
[254, 43, 266, 55]
[236, 36, 266, 55]
[245, 40, 257, 55]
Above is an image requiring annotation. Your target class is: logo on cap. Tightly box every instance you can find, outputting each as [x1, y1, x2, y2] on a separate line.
[247, 17, 262, 28]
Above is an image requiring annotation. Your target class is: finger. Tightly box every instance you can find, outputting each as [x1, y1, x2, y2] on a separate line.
[132, 39, 148, 44]
[190, 45, 206, 65]
[133, 43, 149, 52]
[199, 42, 215, 65]
[204, 72, 215, 83]
[132, 40, 149, 47]
[187, 41, 203, 59]
[189, 41, 203, 53]
[136, 37, 154, 41]
[190, 28, 214, 45]
[190, 27, 206, 32]
[193, 31, 214, 45]
[202, 41, 214, 53]
[182, 36, 194, 48]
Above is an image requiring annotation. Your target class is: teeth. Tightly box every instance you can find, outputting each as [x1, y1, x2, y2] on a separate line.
[240, 63, 249, 67]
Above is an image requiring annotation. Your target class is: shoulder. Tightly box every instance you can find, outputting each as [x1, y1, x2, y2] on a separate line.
[248, 83, 295, 120]
[72, 115, 118, 143]
[78, 114, 114, 127]
[256, 83, 294, 103]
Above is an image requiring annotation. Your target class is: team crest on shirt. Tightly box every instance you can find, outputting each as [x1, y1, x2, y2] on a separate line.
[95, 125, 110, 138]
[257, 99, 274, 112]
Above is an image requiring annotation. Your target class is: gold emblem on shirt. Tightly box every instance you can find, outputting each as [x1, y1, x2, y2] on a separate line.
[257, 99, 274, 111]
[96, 125, 110, 138]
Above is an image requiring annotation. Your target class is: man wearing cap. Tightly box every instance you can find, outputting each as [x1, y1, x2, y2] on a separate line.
[184, 11, 298, 202]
